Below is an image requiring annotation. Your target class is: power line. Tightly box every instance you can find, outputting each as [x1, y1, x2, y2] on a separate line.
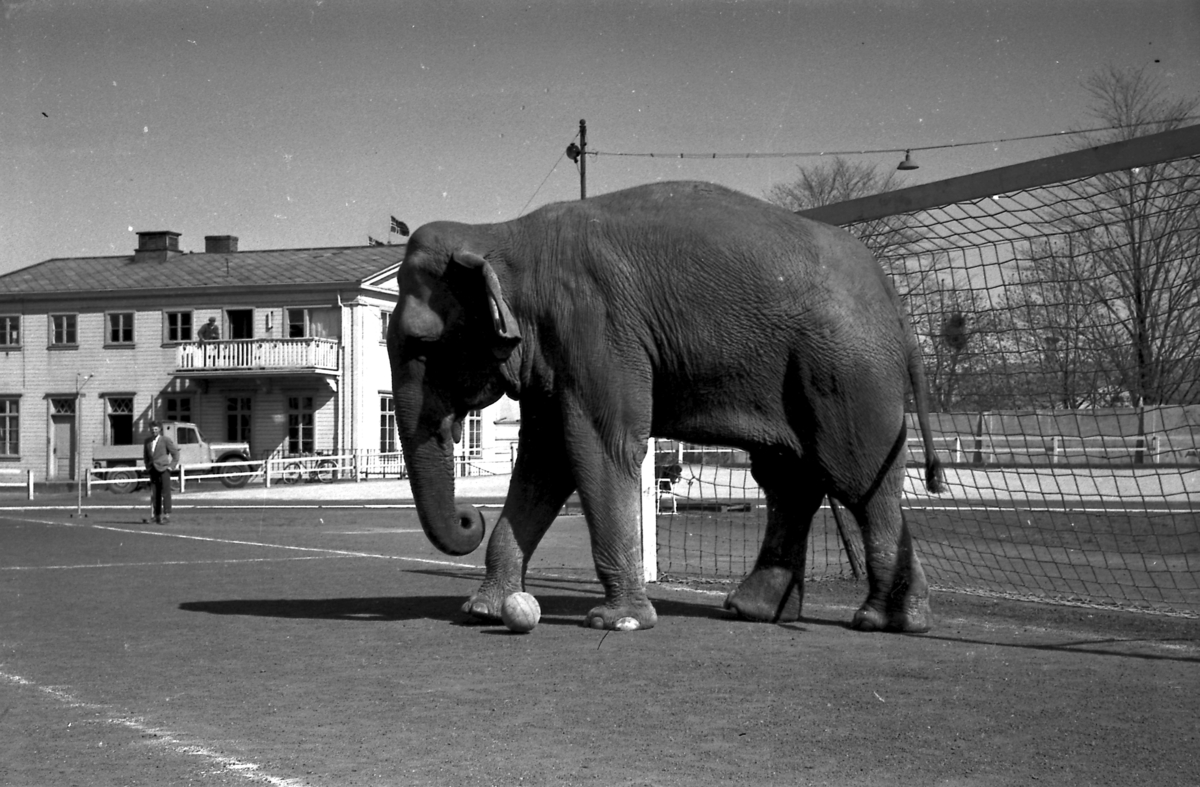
[588, 117, 1200, 161]
[519, 130, 580, 216]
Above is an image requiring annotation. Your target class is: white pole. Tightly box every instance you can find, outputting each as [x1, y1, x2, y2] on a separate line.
[640, 438, 658, 583]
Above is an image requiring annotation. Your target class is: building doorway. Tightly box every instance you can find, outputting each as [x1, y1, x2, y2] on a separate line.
[49, 398, 77, 481]
[227, 309, 254, 340]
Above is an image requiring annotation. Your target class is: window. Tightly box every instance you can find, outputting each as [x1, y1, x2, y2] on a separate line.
[107, 312, 134, 345]
[287, 309, 307, 338]
[380, 394, 396, 452]
[380, 310, 390, 342]
[464, 409, 482, 457]
[0, 398, 18, 456]
[163, 397, 192, 423]
[227, 396, 252, 443]
[166, 311, 193, 342]
[287, 307, 340, 339]
[0, 316, 20, 348]
[106, 397, 134, 445]
[50, 314, 77, 346]
[50, 398, 75, 416]
[287, 396, 314, 454]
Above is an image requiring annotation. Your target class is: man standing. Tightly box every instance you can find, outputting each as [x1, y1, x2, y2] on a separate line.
[198, 316, 221, 342]
[143, 421, 180, 525]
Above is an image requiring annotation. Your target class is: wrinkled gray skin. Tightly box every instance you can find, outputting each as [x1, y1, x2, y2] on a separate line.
[388, 181, 943, 633]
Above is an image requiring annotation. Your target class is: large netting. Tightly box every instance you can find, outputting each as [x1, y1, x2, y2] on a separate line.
[656, 130, 1200, 617]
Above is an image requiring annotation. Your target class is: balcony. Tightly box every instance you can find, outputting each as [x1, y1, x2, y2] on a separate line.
[175, 338, 340, 377]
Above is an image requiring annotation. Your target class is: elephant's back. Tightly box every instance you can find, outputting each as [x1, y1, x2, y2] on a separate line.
[515, 179, 905, 360]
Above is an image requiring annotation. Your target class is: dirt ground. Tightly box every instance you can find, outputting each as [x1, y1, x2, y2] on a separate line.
[1, 504, 1196, 786]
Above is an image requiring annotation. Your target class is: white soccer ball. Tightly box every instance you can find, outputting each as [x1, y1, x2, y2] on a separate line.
[500, 592, 541, 633]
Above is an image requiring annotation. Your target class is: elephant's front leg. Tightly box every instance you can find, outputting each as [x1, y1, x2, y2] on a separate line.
[566, 423, 658, 632]
[464, 412, 575, 622]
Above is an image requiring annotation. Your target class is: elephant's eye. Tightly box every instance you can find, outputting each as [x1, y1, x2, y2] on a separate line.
[398, 342, 429, 364]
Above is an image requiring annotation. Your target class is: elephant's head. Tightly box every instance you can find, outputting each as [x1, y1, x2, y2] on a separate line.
[387, 223, 521, 556]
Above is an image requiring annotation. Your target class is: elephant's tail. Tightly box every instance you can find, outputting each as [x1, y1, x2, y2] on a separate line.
[906, 333, 944, 495]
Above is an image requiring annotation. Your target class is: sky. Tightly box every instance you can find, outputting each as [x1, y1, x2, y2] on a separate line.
[2, 0, 1198, 275]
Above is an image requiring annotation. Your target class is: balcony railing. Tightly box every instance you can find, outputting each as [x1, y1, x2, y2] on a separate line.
[176, 338, 340, 373]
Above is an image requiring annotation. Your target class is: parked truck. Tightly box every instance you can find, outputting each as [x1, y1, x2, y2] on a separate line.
[91, 422, 253, 493]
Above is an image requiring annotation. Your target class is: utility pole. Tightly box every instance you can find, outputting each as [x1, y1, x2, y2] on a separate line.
[75, 372, 93, 517]
[565, 119, 587, 199]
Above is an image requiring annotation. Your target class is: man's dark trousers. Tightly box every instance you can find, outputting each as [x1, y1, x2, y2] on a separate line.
[149, 468, 172, 522]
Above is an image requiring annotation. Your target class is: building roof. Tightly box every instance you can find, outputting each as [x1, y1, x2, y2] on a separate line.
[0, 245, 406, 297]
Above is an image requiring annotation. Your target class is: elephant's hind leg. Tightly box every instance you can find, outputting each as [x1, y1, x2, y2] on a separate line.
[848, 492, 931, 633]
[724, 454, 823, 623]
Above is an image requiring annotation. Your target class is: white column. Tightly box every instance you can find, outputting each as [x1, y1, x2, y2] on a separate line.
[640, 438, 658, 583]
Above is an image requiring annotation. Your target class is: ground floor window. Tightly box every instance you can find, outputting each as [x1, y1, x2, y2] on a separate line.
[287, 395, 314, 455]
[106, 396, 134, 445]
[227, 396, 252, 443]
[464, 409, 482, 457]
[380, 394, 396, 452]
[0, 398, 18, 455]
[163, 396, 192, 423]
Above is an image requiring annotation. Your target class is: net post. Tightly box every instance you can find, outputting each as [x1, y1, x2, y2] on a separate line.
[640, 439, 658, 583]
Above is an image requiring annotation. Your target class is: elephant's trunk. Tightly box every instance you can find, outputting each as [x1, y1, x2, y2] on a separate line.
[402, 419, 486, 557]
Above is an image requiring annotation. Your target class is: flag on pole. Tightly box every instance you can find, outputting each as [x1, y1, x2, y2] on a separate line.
[367, 236, 385, 247]
[390, 216, 410, 237]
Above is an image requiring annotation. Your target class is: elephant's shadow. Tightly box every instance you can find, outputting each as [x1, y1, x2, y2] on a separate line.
[178, 569, 841, 630]
[177, 589, 825, 629]
[178, 594, 750, 627]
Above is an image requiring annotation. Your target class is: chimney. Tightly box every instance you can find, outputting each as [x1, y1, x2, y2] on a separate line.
[205, 235, 239, 254]
[134, 231, 182, 263]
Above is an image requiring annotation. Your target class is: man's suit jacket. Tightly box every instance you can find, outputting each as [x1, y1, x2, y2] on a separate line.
[144, 433, 180, 473]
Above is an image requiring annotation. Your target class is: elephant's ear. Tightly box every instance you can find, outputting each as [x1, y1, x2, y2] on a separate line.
[451, 249, 522, 359]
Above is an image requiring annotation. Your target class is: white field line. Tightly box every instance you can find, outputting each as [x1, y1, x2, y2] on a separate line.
[6, 516, 481, 570]
[0, 670, 310, 787]
[2, 555, 356, 571]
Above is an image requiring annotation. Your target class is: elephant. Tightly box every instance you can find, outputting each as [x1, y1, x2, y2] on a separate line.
[388, 180, 943, 633]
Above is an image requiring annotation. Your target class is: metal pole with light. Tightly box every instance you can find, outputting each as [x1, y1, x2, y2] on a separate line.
[75, 372, 93, 517]
[565, 119, 587, 199]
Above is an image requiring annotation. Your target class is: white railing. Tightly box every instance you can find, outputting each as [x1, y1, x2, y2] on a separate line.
[176, 338, 339, 373]
[906, 434, 1168, 465]
[83, 450, 519, 496]
[0, 468, 35, 499]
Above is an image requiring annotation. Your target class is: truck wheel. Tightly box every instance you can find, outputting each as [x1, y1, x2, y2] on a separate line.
[220, 461, 251, 489]
[110, 470, 138, 494]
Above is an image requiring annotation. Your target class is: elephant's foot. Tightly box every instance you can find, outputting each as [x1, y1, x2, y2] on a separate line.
[586, 598, 657, 631]
[850, 594, 932, 633]
[724, 567, 803, 623]
[462, 582, 522, 622]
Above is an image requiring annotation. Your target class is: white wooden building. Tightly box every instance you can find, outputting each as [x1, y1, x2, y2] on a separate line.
[0, 230, 516, 484]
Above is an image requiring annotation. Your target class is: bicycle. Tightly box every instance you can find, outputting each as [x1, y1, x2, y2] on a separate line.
[279, 454, 339, 485]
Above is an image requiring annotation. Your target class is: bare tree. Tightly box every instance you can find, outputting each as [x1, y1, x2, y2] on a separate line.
[1021, 65, 1200, 405]
[765, 157, 928, 264]
[1012, 235, 1125, 408]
